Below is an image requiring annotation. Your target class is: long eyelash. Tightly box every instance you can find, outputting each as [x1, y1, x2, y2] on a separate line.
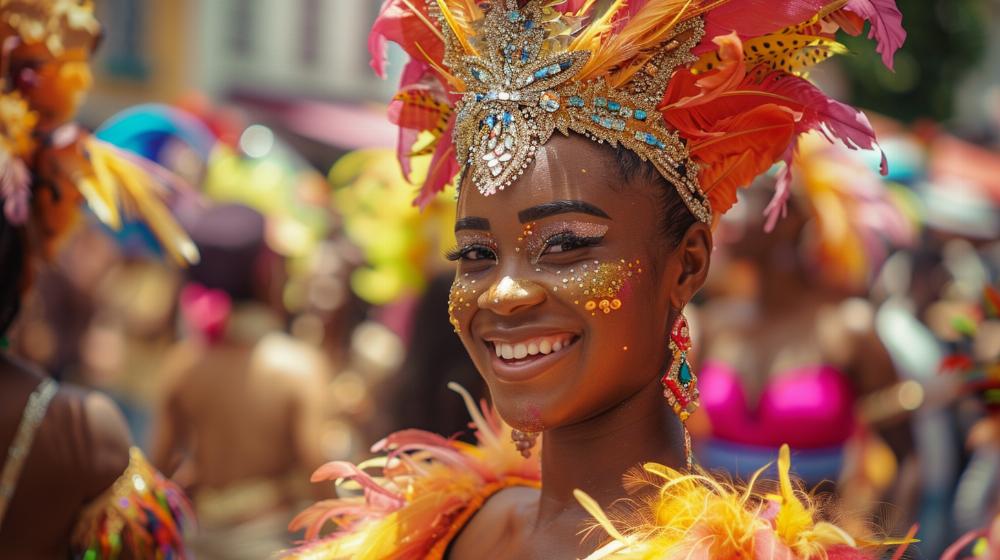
[544, 232, 604, 251]
[444, 245, 464, 262]
[444, 243, 496, 262]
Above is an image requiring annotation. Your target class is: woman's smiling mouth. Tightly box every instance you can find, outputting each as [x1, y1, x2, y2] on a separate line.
[484, 332, 580, 382]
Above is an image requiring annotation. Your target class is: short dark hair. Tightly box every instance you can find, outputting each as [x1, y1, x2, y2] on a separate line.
[0, 213, 26, 335]
[613, 144, 696, 247]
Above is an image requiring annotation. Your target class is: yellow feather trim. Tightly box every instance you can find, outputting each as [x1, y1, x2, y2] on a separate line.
[577, 444, 910, 559]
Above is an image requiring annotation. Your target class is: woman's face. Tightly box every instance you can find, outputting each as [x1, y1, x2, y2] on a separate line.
[451, 134, 707, 431]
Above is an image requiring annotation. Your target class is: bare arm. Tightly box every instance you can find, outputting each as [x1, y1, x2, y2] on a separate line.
[149, 342, 198, 479]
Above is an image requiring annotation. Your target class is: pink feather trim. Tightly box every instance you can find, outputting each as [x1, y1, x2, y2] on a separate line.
[697, 0, 831, 52]
[844, 0, 906, 70]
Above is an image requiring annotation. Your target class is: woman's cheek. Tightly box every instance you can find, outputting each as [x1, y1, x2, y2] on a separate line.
[542, 257, 643, 320]
[448, 272, 483, 334]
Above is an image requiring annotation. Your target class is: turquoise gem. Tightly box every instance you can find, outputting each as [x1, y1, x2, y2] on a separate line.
[607, 101, 621, 112]
[594, 97, 607, 108]
[508, 10, 521, 22]
[678, 360, 693, 386]
[569, 96, 585, 107]
[634, 109, 647, 121]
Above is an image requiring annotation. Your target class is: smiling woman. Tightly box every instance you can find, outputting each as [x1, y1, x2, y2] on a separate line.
[285, 0, 910, 559]
[449, 134, 708, 460]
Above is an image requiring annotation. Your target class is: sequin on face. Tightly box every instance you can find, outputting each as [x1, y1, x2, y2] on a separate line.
[551, 258, 642, 316]
[448, 273, 475, 333]
[515, 222, 535, 254]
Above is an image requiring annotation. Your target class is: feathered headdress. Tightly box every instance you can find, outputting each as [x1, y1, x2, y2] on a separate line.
[0, 0, 198, 265]
[371, 0, 904, 225]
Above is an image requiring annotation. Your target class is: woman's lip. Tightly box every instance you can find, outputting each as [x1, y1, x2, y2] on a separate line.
[487, 336, 580, 383]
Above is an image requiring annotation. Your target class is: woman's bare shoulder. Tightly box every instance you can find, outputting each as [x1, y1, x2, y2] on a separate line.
[448, 485, 540, 559]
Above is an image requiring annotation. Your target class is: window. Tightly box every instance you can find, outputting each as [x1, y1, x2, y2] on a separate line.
[300, 0, 322, 67]
[230, 0, 259, 57]
[98, 0, 149, 80]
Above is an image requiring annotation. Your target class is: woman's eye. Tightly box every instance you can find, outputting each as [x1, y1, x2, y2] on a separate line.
[447, 245, 497, 263]
[541, 234, 601, 256]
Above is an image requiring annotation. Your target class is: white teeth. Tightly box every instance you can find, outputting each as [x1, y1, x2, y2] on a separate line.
[492, 335, 574, 361]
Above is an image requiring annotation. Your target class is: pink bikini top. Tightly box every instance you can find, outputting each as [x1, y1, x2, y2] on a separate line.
[699, 361, 856, 449]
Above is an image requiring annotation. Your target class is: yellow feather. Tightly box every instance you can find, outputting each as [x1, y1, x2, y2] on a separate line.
[75, 175, 118, 229]
[774, 444, 814, 546]
[92, 141, 199, 265]
[398, 0, 446, 44]
[578, 0, 722, 82]
[448, 382, 502, 449]
[568, 0, 627, 53]
[415, 42, 465, 90]
[436, 0, 477, 55]
[574, 490, 631, 544]
[84, 143, 122, 229]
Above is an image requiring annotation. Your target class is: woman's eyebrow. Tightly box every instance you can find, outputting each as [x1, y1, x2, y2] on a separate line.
[455, 217, 491, 232]
[517, 200, 611, 223]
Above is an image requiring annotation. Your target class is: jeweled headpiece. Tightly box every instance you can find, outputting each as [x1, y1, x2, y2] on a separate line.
[371, 0, 904, 224]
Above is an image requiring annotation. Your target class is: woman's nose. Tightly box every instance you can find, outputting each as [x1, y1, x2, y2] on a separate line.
[478, 275, 546, 315]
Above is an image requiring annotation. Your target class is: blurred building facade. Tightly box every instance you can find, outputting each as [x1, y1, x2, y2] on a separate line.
[82, 0, 402, 170]
[82, 0, 400, 125]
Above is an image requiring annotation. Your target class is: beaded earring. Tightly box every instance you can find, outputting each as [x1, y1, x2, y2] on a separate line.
[511, 429, 539, 459]
[661, 313, 699, 470]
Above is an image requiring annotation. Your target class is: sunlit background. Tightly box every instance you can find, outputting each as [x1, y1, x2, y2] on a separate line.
[5, 1, 1000, 558]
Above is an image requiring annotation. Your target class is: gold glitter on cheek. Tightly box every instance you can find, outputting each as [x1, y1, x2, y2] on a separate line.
[447, 273, 480, 334]
[558, 258, 642, 316]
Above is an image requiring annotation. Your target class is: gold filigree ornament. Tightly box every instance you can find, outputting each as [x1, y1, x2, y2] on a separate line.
[442, 0, 712, 223]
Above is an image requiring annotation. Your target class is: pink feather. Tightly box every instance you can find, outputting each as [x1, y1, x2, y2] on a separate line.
[309, 461, 406, 507]
[844, 0, 905, 70]
[369, 0, 445, 79]
[412, 117, 459, 209]
[764, 144, 795, 231]
[556, 0, 593, 14]
[697, 0, 831, 52]
[388, 59, 445, 179]
[373, 428, 456, 452]
[824, 545, 879, 559]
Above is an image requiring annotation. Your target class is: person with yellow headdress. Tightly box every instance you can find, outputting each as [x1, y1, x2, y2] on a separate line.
[0, 1, 196, 557]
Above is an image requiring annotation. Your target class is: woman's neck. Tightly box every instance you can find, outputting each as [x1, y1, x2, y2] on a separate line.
[535, 378, 685, 526]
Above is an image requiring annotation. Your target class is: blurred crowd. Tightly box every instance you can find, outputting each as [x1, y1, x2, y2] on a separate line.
[1, 0, 999, 558]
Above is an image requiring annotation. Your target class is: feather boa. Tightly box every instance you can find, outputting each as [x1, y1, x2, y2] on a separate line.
[577, 444, 915, 560]
[283, 383, 541, 559]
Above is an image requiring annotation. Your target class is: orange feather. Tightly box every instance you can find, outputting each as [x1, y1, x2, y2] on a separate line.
[688, 104, 798, 214]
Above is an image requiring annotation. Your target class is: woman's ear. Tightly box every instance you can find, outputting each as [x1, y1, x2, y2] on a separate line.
[668, 222, 712, 310]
